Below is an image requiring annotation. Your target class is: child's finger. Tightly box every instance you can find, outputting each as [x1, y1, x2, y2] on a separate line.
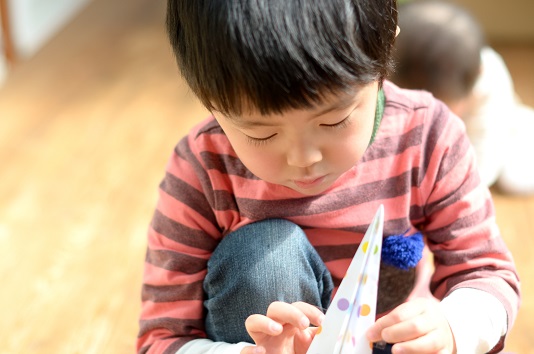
[290, 301, 325, 327]
[240, 345, 265, 354]
[366, 298, 428, 341]
[266, 301, 310, 330]
[245, 314, 284, 337]
[390, 328, 450, 354]
[379, 312, 437, 343]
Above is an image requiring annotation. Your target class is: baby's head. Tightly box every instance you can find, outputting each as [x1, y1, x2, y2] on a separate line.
[166, 0, 398, 117]
[391, 0, 485, 116]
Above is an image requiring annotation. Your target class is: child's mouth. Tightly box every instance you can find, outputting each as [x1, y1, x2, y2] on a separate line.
[293, 176, 326, 189]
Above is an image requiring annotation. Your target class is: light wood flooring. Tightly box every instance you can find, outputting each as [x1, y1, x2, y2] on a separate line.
[0, 0, 532, 352]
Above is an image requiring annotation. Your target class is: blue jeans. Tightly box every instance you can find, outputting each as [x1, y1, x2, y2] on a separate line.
[203, 219, 334, 343]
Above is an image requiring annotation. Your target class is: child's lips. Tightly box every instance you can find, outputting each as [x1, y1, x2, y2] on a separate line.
[293, 175, 326, 189]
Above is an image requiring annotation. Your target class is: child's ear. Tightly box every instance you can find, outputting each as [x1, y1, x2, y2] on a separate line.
[395, 26, 401, 37]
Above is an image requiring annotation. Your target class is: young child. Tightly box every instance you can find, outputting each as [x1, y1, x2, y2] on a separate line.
[391, 0, 534, 195]
[137, 0, 520, 353]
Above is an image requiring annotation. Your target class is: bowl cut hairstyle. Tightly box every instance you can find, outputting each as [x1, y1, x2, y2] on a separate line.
[167, 0, 398, 116]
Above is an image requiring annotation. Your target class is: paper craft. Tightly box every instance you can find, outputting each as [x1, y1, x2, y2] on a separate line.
[307, 204, 384, 354]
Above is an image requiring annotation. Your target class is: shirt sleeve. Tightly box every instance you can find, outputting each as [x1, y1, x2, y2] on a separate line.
[417, 100, 520, 352]
[176, 339, 254, 354]
[440, 288, 507, 354]
[137, 135, 223, 353]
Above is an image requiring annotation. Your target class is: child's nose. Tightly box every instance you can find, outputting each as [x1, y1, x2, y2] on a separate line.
[286, 141, 322, 168]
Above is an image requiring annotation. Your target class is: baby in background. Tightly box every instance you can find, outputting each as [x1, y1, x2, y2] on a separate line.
[392, 0, 534, 195]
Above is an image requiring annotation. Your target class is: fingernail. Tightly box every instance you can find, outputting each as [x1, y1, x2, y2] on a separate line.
[318, 313, 325, 325]
[300, 316, 310, 328]
[392, 347, 403, 354]
[253, 346, 265, 354]
[270, 322, 282, 332]
[366, 329, 378, 341]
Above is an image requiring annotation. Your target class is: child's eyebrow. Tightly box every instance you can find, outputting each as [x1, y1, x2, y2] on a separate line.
[225, 92, 359, 128]
[311, 94, 357, 118]
[229, 119, 280, 129]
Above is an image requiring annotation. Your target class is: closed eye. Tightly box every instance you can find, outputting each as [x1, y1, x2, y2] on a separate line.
[245, 133, 277, 146]
[321, 116, 351, 129]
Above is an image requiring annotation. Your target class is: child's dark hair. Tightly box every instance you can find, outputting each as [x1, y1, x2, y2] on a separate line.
[391, 0, 485, 103]
[166, 0, 398, 116]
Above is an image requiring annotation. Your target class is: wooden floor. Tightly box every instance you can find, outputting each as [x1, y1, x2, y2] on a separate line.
[0, 0, 532, 352]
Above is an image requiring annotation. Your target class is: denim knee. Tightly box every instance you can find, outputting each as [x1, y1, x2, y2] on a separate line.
[203, 219, 333, 343]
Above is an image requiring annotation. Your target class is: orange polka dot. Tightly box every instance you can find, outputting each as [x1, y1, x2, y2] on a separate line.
[316, 326, 323, 335]
[359, 304, 371, 316]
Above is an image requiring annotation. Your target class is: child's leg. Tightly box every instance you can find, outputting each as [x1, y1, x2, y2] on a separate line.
[203, 219, 333, 343]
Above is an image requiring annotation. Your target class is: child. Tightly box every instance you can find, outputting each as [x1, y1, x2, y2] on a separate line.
[391, 0, 534, 195]
[137, 0, 520, 353]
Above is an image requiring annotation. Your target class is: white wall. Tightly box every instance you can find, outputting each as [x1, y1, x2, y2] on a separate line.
[7, 0, 90, 58]
[453, 0, 534, 42]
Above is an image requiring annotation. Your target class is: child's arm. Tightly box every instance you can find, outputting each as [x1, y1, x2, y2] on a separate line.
[440, 288, 508, 352]
[366, 298, 455, 353]
[137, 134, 224, 353]
[392, 99, 520, 353]
[176, 302, 324, 354]
[241, 301, 324, 354]
[366, 289, 507, 353]
[423, 148, 518, 352]
[177, 339, 255, 354]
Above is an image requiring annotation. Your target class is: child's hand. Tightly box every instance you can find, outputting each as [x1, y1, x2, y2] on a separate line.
[241, 301, 325, 354]
[366, 298, 456, 354]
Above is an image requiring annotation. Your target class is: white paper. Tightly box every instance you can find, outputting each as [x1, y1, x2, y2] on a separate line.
[307, 205, 384, 354]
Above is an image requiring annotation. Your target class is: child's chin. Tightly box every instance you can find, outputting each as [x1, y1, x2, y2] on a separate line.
[290, 183, 332, 196]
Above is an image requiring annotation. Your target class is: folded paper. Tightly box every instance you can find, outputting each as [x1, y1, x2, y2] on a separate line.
[307, 204, 384, 354]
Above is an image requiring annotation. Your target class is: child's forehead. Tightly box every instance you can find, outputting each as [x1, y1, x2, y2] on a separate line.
[223, 85, 367, 121]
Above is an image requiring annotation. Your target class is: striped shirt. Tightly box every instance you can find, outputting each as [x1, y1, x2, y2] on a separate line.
[137, 81, 520, 354]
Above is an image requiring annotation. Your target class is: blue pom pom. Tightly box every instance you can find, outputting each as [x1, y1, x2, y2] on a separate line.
[381, 232, 424, 270]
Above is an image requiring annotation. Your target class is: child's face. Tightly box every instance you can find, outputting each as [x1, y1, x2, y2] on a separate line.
[213, 81, 378, 195]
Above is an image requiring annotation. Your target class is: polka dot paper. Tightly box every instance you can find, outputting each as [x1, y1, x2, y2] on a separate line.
[307, 205, 384, 354]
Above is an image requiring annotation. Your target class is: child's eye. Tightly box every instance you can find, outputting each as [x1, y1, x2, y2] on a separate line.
[321, 116, 351, 129]
[245, 133, 277, 146]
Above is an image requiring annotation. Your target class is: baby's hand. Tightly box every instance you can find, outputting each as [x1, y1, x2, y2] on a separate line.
[366, 298, 456, 354]
[241, 301, 324, 354]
